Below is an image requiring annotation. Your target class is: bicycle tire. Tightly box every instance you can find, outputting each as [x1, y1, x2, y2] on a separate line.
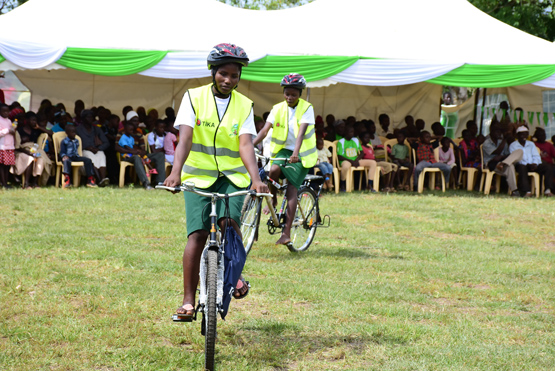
[240, 195, 261, 255]
[204, 248, 218, 371]
[288, 187, 319, 252]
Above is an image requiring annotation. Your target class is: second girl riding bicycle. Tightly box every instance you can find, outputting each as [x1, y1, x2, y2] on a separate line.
[253, 73, 318, 246]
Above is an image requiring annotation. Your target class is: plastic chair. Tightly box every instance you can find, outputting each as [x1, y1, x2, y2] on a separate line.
[413, 147, 445, 193]
[314, 140, 339, 194]
[479, 144, 501, 195]
[118, 134, 150, 187]
[384, 138, 413, 191]
[458, 149, 479, 191]
[53, 131, 85, 187]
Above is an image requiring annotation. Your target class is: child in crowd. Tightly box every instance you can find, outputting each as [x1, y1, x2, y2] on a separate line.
[409, 131, 452, 190]
[438, 136, 458, 188]
[533, 127, 555, 164]
[316, 137, 333, 191]
[163, 121, 177, 165]
[366, 121, 385, 160]
[360, 131, 396, 192]
[59, 125, 97, 188]
[390, 131, 413, 191]
[119, 122, 156, 175]
[459, 129, 480, 169]
[147, 120, 167, 156]
[337, 125, 377, 192]
[0, 103, 16, 188]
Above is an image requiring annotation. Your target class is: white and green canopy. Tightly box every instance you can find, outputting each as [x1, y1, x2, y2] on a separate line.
[1, 0, 555, 127]
[1, 0, 555, 87]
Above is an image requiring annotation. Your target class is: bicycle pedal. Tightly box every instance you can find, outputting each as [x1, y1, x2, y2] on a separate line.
[172, 314, 194, 322]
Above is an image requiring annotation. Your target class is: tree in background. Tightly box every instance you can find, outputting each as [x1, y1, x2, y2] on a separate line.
[469, 0, 555, 41]
[0, 0, 26, 14]
[218, 0, 311, 10]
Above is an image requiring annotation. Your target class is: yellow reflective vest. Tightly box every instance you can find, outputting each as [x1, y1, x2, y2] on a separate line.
[269, 99, 317, 168]
[181, 84, 253, 188]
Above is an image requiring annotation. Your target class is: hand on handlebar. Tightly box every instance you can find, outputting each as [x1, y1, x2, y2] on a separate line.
[289, 154, 299, 163]
[251, 179, 269, 195]
[163, 173, 182, 193]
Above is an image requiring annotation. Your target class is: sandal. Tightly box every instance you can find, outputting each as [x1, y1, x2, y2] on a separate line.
[233, 276, 250, 300]
[174, 303, 195, 321]
[149, 169, 158, 175]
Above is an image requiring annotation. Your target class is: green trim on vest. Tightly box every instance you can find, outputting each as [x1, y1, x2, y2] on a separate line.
[269, 99, 317, 168]
[182, 84, 253, 188]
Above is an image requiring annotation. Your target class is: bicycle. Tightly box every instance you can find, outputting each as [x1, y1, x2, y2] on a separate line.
[155, 182, 270, 371]
[240, 153, 330, 254]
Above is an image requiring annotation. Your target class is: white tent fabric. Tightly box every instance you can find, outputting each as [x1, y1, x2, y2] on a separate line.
[328, 59, 465, 87]
[1, 0, 555, 131]
[0, 39, 66, 69]
[1, 0, 555, 76]
[139, 52, 267, 79]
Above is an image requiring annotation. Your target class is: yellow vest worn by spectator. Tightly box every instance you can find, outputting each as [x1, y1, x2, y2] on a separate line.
[269, 99, 317, 168]
[181, 84, 253, 188]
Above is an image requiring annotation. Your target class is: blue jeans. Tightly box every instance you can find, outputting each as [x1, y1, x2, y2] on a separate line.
[317, 162, 333, 178]
[414, 161, 451, 187]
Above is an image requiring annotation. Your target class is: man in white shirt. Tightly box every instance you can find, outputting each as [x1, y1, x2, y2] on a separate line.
[509, 126, 553, 197]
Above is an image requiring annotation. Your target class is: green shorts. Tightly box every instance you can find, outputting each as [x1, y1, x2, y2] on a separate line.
[272, 148, 310, 189]
[184, 177, 244, 236]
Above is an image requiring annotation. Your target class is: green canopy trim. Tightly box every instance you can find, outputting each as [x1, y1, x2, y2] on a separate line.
[57, 48, 168, 76]
[242, 55, 359, 83]
[0, 55, 5, 64]
[427, 64, 555, 88]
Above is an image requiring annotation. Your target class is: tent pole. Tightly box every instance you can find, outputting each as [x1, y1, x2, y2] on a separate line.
[91, 74, 96, 108]
[171, 79, 176, 109]
[479, 88, 487, 135]
[473, 88, 480, 130]
[306, 87, 311, 102]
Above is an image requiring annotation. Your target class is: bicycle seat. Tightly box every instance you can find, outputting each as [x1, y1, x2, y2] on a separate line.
[304, 174, 323, 181]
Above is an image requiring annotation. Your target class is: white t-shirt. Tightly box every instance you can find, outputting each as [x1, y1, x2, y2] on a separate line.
[148, 132, 165, 149]
[174, 91, 256, 136]
[267, 104, 315, 151]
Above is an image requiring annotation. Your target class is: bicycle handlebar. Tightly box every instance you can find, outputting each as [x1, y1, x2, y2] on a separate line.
[155, 182, 272, 199]
[255, 152, 293, 163]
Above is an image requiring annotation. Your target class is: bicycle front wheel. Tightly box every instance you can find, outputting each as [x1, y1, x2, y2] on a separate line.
[240, 195, 261, 255]
[204, 248, 218, 371]
[289, 187, 319, 252]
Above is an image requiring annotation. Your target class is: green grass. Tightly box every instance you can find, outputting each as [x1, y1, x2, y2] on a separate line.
[1, 187, 555, 370]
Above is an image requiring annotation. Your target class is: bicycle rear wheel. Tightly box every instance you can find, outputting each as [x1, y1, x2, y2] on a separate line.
[204, 248, 218, 371]
[288, 187, 319, 252]
[240, 195, 261, 255]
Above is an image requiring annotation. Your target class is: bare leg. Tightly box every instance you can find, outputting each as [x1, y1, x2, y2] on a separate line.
[276, 185, 298, 245]
[263, 164, 281, 214]
[178, 230, 209, 314]
[23, 164, 33, 188]
[0, 165, 7, 187]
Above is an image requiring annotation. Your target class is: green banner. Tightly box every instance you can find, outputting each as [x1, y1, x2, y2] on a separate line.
[242, 55, 359, 83]
[528, 112, 535, 125]
[543, 112, 549, 126]
[57, 48, 168, 76]
[0, 55, 5, 64]
[427, 64, 555, 88]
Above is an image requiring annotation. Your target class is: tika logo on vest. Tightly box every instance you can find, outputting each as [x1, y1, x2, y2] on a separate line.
[196, 119, 216, 128]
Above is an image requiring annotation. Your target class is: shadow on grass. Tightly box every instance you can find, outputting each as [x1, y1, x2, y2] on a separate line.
[228, 320, 410, 369]
[281, 248, 406, 261]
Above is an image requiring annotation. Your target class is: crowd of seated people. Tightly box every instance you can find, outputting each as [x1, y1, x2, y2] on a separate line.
[302, 109, 555, 197]
[3, 97, 554, 198]
[0, 99, 177, 190]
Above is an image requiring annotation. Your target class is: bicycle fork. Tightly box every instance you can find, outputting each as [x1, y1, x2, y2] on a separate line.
[199, 197, 225, 317]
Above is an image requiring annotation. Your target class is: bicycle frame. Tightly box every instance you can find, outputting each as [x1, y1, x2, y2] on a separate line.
[156, 183, 271, 314]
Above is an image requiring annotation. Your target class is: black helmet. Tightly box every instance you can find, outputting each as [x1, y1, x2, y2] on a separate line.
[207, 43, 249, 70]
[280, 73, 307, 89]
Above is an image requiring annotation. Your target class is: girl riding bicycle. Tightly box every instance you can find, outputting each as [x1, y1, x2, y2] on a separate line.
[164, 43, 268, 319]
[253, 73, 317, 246]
